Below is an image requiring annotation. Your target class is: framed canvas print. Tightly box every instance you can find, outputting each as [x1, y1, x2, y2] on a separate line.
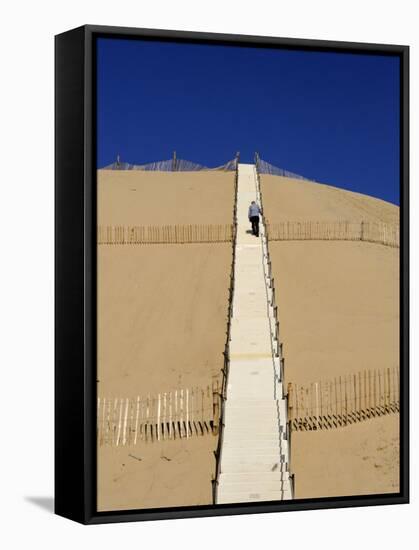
[55, 25, 409, 524]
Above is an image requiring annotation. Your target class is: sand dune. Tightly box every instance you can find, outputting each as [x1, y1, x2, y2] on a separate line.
[261, 175, 399, 224]
[97, 244, 232, 396]
[291, 414, 399, 498]
[98, 170, 235, 225]
[269, 241, 399, 384]
[98, 435, 217, 511]
[261, 174, 400, 498]
[97, 170, 234, 511]
[97, 168, 400, 508]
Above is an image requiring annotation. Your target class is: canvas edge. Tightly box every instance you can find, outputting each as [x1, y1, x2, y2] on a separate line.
[54, 24, 409, 525]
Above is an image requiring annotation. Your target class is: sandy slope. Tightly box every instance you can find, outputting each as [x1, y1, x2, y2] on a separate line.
[97, 244, 232, 396]
[98, 170, 235, 225]
[269, 241, 399, 384]
[291, 414, 399, 498]
[261, 175, 400, 498]
[97, 171, 234, 511]
[98, 434, 217, 511]
[261, 175, 399, 223]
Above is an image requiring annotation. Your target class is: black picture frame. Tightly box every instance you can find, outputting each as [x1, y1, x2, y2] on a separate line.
[55, 24, 409, 524]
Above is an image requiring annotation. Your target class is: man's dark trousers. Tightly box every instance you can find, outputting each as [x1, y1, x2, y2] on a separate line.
[250, 215, 260, 237]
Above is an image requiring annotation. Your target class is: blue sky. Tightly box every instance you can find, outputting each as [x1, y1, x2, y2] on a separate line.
[97, 37, 400, 205]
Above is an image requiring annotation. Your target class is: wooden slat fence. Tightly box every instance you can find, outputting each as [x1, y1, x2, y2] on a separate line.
[287, 367, 399, 431]
[97, 381, 221, 446]
[266, 221, 399, 248]
[97, 224, 235, 245]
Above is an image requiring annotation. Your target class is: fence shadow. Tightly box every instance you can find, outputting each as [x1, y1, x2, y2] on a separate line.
[287, 367, 400, 432]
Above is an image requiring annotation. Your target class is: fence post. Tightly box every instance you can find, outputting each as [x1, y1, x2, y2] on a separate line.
[212, 379, 220, 435]
[387, 367, 391, 412]
[287, 383, 293, 425]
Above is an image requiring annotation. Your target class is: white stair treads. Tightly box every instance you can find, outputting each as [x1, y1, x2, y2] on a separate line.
[216, 163, 293, 504]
